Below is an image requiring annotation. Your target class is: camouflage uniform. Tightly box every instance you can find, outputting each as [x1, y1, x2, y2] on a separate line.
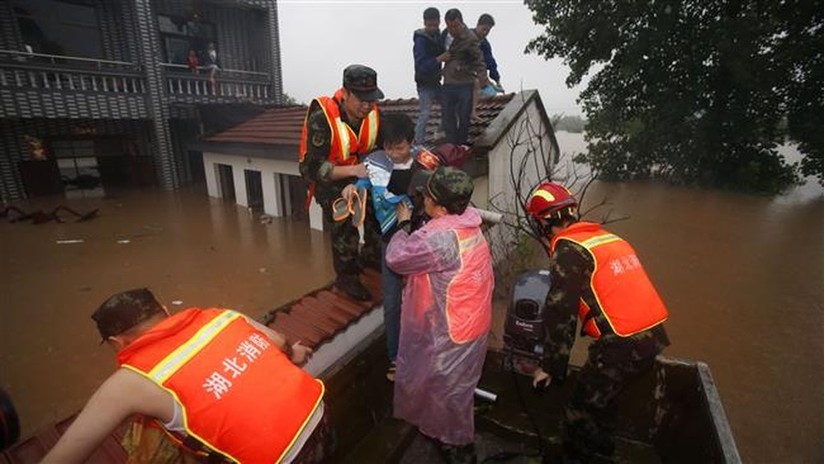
[542, 238, 670, 461]
[299, 103, 382, 280]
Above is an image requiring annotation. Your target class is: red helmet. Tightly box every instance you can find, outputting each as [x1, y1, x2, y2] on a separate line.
[526, 182, 577, 219]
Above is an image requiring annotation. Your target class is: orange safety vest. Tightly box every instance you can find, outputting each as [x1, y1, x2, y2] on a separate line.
[118, 308, 324, 463]
[550, 222, 668, 339]
[298, 88, 380, 166]
[445, 227, 494, 343]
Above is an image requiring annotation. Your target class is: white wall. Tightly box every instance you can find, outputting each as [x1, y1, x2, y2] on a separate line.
[203, 152, 324, 231]
[485, 100, 555, 262]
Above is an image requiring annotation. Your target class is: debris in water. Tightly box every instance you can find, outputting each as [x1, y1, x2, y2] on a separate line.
[259, 267, 267, 273]
[260, 214, 273, 224]
[56, 239, 84, 244]
[117, 239, 131, 244]
[171, 300, 183, 306]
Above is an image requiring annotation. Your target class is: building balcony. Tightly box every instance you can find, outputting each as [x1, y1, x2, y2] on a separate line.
[161, 63, 276, 104]
[0, 49, 148, 119]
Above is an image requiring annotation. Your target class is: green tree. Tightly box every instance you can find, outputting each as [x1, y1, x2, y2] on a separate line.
[526, 0, 823, 193]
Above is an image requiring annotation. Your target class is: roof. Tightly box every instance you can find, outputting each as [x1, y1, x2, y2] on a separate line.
[1, 270, 384, 463]
[194, 93, 525, 159]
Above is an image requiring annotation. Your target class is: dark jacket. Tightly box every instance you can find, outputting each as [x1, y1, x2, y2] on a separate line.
[440, 26, 483, 85]
[477, 36, 500, 83]
[413, 28, 445, 88]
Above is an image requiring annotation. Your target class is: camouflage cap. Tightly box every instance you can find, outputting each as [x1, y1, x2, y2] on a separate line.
[343, 64, 384, 101]
[91, 288, 165, 341]
[426, 166, 474, 214]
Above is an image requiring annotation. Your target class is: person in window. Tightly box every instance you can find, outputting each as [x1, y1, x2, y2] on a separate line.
[204, 42, 220, 94]
[187, 48, 199, 74]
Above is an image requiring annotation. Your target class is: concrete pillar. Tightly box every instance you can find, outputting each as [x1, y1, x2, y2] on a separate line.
[234, 165, 248, 207]
[262, 170, 282, 217]
[133, 0, 178, 189]
[204, 155, 219, 198]
[265, 0, 283, 103]
[309, 200, 323, 231]
[282, 174, 293, 217]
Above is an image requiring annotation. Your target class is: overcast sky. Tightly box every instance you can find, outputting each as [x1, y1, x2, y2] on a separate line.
[278, 0, 587, 116]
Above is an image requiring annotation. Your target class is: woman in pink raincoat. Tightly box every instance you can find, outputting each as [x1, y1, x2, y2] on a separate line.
[386, 166, 494, 463]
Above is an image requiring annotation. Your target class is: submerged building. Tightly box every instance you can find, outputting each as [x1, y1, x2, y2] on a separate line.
[0, 0, 284, 202]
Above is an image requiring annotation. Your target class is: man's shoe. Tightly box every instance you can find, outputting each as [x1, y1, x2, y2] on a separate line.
[335, 277, 373, 301]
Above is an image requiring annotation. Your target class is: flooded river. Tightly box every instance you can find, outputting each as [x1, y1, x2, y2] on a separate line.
[1, 134, 822, 462]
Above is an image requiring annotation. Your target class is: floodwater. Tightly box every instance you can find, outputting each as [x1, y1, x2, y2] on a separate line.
[1, 135, 822, 462]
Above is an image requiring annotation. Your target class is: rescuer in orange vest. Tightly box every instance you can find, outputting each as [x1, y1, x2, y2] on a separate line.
[525, 182, 671, 462]
[42, 288, 328, 464]
[299, 65, 383, 302]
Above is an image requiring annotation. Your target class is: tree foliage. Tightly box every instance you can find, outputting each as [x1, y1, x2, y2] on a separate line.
[525, 0, 823, 193]
[551, 114, 586, 133]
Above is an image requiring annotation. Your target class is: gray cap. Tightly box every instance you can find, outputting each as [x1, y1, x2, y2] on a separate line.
[343, 64, 384, 101]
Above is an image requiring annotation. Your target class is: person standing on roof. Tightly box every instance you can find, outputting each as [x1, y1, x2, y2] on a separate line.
[473, 14, 502, 96]
[42, 288, 329, 464]
[525, 182, 671, 462]
[386, 167, 493, 463]
[299, 65, 384, 301]
[439, 8, 484, 145]
[470, 13, 503, 123]
[412, 7, 448, 145]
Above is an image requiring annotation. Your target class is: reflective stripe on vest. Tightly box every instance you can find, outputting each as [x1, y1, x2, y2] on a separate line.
[550, 222, 668, 338]
[445, 228, 494, 343]
[118, 308, 324, 463]
[298, 88, 379, 166]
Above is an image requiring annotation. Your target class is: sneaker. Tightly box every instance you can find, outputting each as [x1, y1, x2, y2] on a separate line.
[335, 277, 373, 301]
[386, 361, 396, 382]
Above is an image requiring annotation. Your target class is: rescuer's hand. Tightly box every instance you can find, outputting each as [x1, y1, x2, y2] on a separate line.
[436, 52, 451, 63]
[396, 201, 412, 222]
[291, 341, 313, 366]
[351, 163, 367, 179]
[532, 368, 552, 390]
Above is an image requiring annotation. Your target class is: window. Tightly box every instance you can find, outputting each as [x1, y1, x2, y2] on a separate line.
[13, 0, 103, 58]
[158, 15, 217, 65]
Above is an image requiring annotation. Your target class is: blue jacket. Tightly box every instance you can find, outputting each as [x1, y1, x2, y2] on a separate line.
[478, 37, 499, 82]
[413, 28, 445, 88]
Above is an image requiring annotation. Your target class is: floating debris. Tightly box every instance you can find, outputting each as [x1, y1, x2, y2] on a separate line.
[56, 239, 84, 244]
[171, 300, 183, 306]
[1, 205, 99, 224]
[116, 239, 131, 244]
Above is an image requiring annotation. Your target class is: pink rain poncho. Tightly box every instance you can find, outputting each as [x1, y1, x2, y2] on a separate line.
[386, 207, 494, 445]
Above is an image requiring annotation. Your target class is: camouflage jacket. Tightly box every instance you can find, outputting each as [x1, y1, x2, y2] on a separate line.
[541, 239, 670, 381]
[298, 105, 383, 204]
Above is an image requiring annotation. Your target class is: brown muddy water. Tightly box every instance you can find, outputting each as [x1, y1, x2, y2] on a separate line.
[1, 164, 823, 462]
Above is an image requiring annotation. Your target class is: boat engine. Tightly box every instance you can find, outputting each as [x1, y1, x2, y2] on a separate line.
[503, 270, 552, 376]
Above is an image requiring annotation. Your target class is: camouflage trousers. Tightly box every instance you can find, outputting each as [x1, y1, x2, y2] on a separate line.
[563, 346, 656, 461]
[321, 197, 382, 278]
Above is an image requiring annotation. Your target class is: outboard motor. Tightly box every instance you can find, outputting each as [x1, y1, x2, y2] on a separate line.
[503, 270, 552, 376]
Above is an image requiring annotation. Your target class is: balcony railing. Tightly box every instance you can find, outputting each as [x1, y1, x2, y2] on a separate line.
[161, 63, 271, 100]
[0, 50, 145, 94]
